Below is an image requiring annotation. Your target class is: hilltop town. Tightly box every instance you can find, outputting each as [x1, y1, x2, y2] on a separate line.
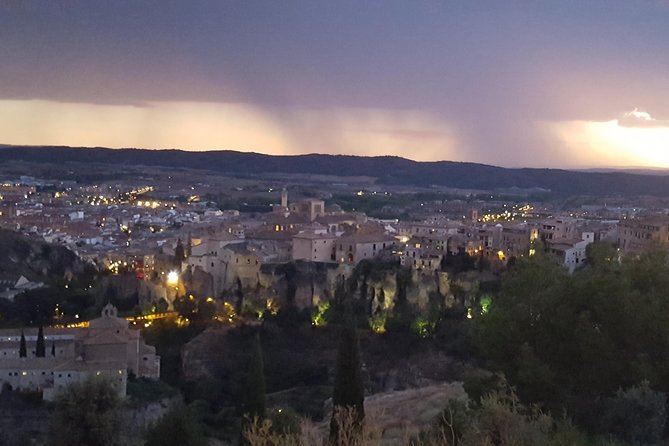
[2, 157, 669, 444]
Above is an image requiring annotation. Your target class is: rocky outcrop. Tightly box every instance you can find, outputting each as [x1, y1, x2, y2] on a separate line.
[181, 326, 233, 381]
[0, 228, 88, 282]
[121, 397, 180, 446]
[319, 382, 467, 444]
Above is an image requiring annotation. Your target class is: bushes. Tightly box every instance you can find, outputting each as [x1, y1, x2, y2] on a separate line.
[145, 404, 207, 446]
[126, 377, 177, 403]
[598, 381, 666, 445]
[49, 378, 122, 446]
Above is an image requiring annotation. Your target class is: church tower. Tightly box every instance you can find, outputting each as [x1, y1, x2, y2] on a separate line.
[281, 188, 288, 209]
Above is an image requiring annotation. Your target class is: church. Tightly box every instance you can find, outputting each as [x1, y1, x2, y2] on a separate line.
[0, 304, 160, 400]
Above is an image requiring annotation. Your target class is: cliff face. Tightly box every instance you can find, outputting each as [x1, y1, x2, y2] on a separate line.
[0, 229, 88, 282]
[183, 258, 483, 320]
[95, 274, 168, 312]
[212, 261, 352, 311]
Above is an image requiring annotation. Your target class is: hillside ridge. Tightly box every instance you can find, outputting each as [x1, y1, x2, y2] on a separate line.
[1, 145, 668, 197]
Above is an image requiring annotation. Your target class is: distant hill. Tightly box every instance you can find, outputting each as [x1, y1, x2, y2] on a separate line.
[1, 145, 669, 197]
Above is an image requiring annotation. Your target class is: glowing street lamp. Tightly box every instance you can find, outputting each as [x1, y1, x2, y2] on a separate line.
[167, 271, 179, 286]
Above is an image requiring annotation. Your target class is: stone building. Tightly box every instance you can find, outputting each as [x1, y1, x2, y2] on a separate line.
[0, 304, 160, 400]
[292, 232, 337, 262]
[618, 217, 669, 253]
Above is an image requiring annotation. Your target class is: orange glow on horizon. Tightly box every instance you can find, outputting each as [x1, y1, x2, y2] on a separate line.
[547, 119, 669, 168]
[2, 100, 668, 169]
[0, 100, 457, 162]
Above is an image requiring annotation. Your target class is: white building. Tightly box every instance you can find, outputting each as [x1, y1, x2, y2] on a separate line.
[548, 232, 594, 273]
[336, 233, 396, 264]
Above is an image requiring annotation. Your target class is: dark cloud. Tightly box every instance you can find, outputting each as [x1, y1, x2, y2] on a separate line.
[1, 0, 669, 166]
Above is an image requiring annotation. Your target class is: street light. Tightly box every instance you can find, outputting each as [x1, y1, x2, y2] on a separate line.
[167, 271, 179, 286]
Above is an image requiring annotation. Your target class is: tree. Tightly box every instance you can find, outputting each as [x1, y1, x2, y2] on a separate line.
[49, 378, 122, 446]
[387, 269, 413, 332]
[36, 325, 45, 357]
[173, 239, 185, 266]
[599, 381, 667, 445]
[330, 311, 365, 445]
[19, 330, 26, 358]
[235, 276, 245, 314]
[185, 233, 193, 258]
[196, 298, 216, 322]
[145, 405, 207, 446]
[473, 245, 669, 432]
[241, 332, 266, 421]
[173, 295, 197, 320]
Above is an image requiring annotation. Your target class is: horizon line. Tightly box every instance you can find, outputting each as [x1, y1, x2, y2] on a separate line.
[1, 143, 669, 173]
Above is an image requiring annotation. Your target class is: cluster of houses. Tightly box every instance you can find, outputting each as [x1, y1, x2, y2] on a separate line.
[183, 202, 625, 297]
[84, 194, 668, 301]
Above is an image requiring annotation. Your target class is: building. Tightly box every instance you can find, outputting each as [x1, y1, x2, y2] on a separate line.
[547, 232, 594, 273]
[292, 232, 337, 262]
[289, 198, 325, 222]
[618, 218, 669, 253]
[497, 225, 538, 258]
[336, 232, 396, 264]
[540, 217, 578, 242]
[400, 236, 447, 271]
[0, 304, 160, 400]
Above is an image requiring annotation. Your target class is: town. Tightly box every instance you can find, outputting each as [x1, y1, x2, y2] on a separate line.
[1, 156, 669, 444]
[4, 0, 669, 444]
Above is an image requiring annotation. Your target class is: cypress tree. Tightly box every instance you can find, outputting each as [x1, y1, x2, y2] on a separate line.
[235, 277, 244, 314]
[241, 332, 266, 420]
[330, 304, 365, 444]
[185, 233, 192, 258]
[19, 330, 27, 358]
[174, 239, 185, 266]
[36, 325, 46, 357]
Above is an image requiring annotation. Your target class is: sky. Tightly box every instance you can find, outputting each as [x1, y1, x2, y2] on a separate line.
[1, 0, 669, 168]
